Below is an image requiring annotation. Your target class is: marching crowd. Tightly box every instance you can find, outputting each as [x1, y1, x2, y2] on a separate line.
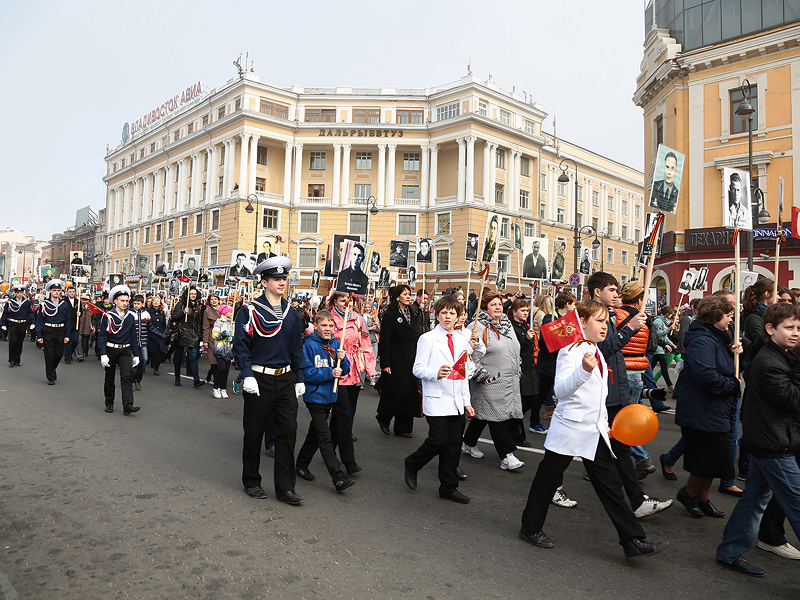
[2, 258, 800, 574]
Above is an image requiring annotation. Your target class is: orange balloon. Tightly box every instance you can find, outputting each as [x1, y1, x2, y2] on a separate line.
[610, 404, 660, 446]
[0, 282, 8, 293]
[64, 282, 73, 288]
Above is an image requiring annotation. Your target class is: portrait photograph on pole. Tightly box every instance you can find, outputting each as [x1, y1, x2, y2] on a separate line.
[376, 267, 391, 290]
[522, 236, 549, 279]
[227, 250, 256, 279]
[693, 266, 709, 290]
[481, 213, 500, 263]
[579, 245, 591, 275]
[331, 234, 361, 274]
[513, 222, 523, 251]
[70, 263, 92, 278]
[310, 270, 321, 289]
[678, 269, 694, 294]
[369, 251, 381, 276]
[722, 167, 752, 230]
[335, 240, 372, 296]
[551, 240, 567, 281]
[638, 212, 665, 267]
[648, 144, 685, 214]
[182, 254, 201, 281]
[465, 232, 480, 262]
[69, 251, 85, 265]
[388, 240, 410, 269]
[416, 237, 433, 264]
[133, 254, 151, 276]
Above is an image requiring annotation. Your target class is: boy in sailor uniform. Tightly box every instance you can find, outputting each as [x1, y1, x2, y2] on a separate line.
[1, 284, 35, 367]
[35, 279, 72, 385]
[97, 285, 141, 415]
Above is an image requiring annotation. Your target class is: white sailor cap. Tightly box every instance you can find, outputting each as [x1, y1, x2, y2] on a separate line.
[254, 255, 292, 278]
[11, 283, 26, 292]
[45, 279, 64, 292]
[110, 284, 132, 300]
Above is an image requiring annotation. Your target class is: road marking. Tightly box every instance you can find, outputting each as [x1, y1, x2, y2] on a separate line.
[477, 437, 583, 462]
[0, 567, 20, 600]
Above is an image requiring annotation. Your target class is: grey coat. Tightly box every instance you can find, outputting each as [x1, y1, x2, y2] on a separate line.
[467, 319, 523, 421]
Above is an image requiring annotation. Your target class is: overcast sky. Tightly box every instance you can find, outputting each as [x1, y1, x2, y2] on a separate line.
[0, 0, 647, 241]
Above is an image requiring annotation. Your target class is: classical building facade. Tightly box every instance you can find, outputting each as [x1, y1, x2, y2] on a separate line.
[0, 228, 48, 283]
[103, 71, 644, 294]
[635, 1, 800, 304]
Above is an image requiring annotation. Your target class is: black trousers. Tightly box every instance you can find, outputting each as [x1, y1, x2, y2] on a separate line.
[104, 346, 134, 410]
[406, 414, 466, 494]
[331, 385, 358, 463]
[7, 321, 28, 363]
[78, 334, 90, 359]
[521, 440, 646, 543]
[42, 327, 65, 382]
[607, 405, 645, 510]
[462, 418, 516, 459]
[242, 371, 298, 494]
[150, 347, 163, 373]
[296, 403, 346, 483]
[376, 412, 415, 435]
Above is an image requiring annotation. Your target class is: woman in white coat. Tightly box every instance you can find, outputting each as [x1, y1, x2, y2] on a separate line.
[518, 300, 669, 562]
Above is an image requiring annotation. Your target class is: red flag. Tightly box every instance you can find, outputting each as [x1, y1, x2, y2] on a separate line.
[82, 302, 105, 315]
[178, 275, 191, 283]
[540, 309, 585, 353]
[792, 207, 800, 240]
[447, 350, 468, 380]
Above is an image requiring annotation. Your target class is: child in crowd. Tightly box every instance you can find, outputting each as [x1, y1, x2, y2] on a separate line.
[131, 295, 151, 391]
[210, 304, 235, 398]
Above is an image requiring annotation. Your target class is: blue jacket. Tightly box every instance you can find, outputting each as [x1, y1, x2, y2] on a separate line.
[1, 298, 35, 328]
[147, 308, 168, 353]
[675, 320, 740, 434]
[35, 299, 72, 339]
[132, 308, 151, 348]
[302, 332, 350, 405]
[96, 309, 139, 358]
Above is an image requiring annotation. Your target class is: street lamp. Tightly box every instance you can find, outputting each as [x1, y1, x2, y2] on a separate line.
[578, 225, 602, 279]
[735, 79, 758, 270]
[557, 158, 580, 276]
[244, 193, 260, 255]
[364, 195, 378, 238]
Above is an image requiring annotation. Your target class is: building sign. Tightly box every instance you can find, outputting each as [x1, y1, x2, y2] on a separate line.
[685, 227, 736, 251]
[128, 81, 203, 138]
[318, 129, 404, 138]
[753, 227, 792, 241]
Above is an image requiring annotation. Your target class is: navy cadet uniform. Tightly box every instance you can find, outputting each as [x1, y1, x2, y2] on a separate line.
[1, 284, 35, 367]
[35, 279, 72, 384]
[233, 256, 305, 504]
[97, 285, 140, 415]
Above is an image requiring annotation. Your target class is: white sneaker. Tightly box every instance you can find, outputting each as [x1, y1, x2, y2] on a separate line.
[551, 487, 577, 508]
[220, 388, 229, 399]
[462, 443, 484, 459]
[757, 540, 800, 559]
[633, 494, 673, 518]
[212, 388, 222, 399]
[500, 453, 525, 470]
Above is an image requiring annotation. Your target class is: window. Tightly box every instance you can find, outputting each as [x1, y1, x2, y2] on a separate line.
[539, 203, 546, 220]
[309, 151, 326, 170]
[218, 177, 223, 196]
[592, 217, 598, 231]
[209, 245, 218, 266]
[144, 226, 150, 245]
[620, 275, 628, 284]
[202, 182, 207, 201]
[180, 217, 188, 237]
[202, 115, 209, 127]
[478, 100, 488, 116]
[305, 108, 335, 123]
[500, 109, 511, 125]
[299, 247, 316, 267]
[308, 184, 325, 197]
[607, 221, 613, 234]
[436, 249, 449, 270]
[635, 202, 641, 218]
[350, 214, 367, 234]
[194, 213, 203, 234]
[187, 122, 194, 135]
[401, 185, 420, 199]
[259, 100, 288, 118]
[397, 109, 423, 124]
[436, 102, 459, 121]
[557, 208, 565, 224]
[354, 184, 371, 198]
[500, 217, 510, 238]
[257, 146, 267, 166]
[495, 183, 505, 205]
[436, 212, 451, 235]
[635, 229, 641, 243]
[300, 211, 318, 233]
[403, 152, 420, 171]
[211, 209, 220, 230]
[179, 250, 186, 263]
[577, 185, 583, 201]
[263, 208, 278, 229]
[235, 98, 241, 111]
[606, 247, 614, 264]
[524, 222, 535, 237]
[520, 157, 530, 177]
[353, 108, 380, 124]
[398, 214, 416, 235]
[577, 213, 583, 228]
[166, 251, 173, 266]
[154, 253, 161, 268]
[139, 148, 145, 159]
[155, 224, 162, 242]
[255, 177, 266, 192]
[592, 190, 599, 206]
[608, 196, 614, 210]
[622, 225, 628, 239]
[519, 189, 529, 209]
[150, 142, 156, 153]
[219, 146, 225, 165]
[540, 173, 547, 189]
[133, 229, 139, 247]
[173, 130, 180, 142]
[115, 234, 121, 250]
[355, 152, 372, 170]
[622, 199, 628, 215]
[731, 86, 758, 134]
[558, 182, 566, 196]
[498, 254, 509, 274]
[655, 115, 663, 147]
[621, 250, 628, 266]
[524, 119, 535, 135]
[496, 149, 506, 169]
[124, 231, 130, 248]
[203, 152, 208, 172]
[114, 259, 120, 272]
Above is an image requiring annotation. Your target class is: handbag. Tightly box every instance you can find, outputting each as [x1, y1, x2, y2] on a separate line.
[180, 326, 200, 348]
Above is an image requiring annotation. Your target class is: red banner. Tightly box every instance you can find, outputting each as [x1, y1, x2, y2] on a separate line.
[540, 309, 585, 353]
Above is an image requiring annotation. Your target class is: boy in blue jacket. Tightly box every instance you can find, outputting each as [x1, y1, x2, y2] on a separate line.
[296, 310, 356, 492]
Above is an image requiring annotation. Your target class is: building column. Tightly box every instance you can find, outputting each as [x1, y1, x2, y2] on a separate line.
[513, 150, 521, 212]
[191, 152, 202, 206]
[292, 143, 304, 203]
[420, 144, 429, 209]
[143, 174, 152, 219]
[206, 145, 217, 201]
[164, 166, 173, 214]
[131, 178, 140, 223]
[488, 143, 498, 206]
[238, 132, 250, 196]
[179, 158, 189, 208]
[341, 143, 352, 203]
[482, 140, 493, 203]
[428, 144, 439, 208]
[332, 144, 342, 206]
[465, 135, 476, 203]
[221, 141, 230, 200]
[505, 149, 515, 209]
[283, 142, 292, 204]
[456, 137, 466, 203]
[377, 144, 386, 206]
[226, 137, 238, 198]
[386, 144, 396, 205]
[248, 135, 260, 196]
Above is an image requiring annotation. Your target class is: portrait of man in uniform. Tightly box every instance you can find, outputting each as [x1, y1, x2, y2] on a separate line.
[134, 254, 151, 276]
[70, 252, 84, 265]
[335, 240, 371, 296]
[522, 237, 548, 279]
[377, 267, 391, 289]
[482, 214, 500, 263]
[648, 144, 684, 215]
[513, 223, 523, 251]
[154, 262, 168, 277]
[579, 246, 591, 275]
[182, 255, 200, 281]
[416, 238, 433, 264]
[228, 252, 252, 278]
[551, 240, 566, 281]
[389, 240, 409, 268]
[678, 270, 694, 294]
[310, 270, 321, 289]
[723, 167, 752, 230]
[465, 232, 479, 262]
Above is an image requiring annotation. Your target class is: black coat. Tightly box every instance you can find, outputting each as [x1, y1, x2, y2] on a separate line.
[377, 306, 421, 417]
[742, 341, 800, 459]
[148, 308, 168, 353]
[536, 313, 559, 378]
[511, 317, 538, 396]
[171, 300, 202, 348]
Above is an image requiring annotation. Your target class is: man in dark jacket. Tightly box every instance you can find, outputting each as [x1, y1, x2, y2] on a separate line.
[409, 289, 430, 337]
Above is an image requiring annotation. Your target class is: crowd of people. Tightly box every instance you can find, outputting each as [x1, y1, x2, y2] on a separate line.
[2, 263, 799, 573]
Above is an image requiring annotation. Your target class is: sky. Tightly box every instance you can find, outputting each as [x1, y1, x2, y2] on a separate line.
[0, 0, 647, 242]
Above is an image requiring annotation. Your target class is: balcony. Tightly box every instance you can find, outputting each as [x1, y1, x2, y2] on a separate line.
[395, 198, 420, 206]
[435, 196, 457, 205]
[298, 196, 332, 205]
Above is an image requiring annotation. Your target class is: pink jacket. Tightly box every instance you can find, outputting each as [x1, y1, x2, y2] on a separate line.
[332, 308, 377, 386]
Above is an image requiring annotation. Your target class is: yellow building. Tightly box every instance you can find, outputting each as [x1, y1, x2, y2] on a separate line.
[635, 1, 800, 302]
[103, 71, 644, 295]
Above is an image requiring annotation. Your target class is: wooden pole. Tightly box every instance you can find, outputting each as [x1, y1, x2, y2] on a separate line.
[332, 293, 354, 394]
[776, 176, 784, 286]
[734, 230, 742, 378]
[472, 264, 489, 330]
[517, 250, 522, 292]
[641, 213, 663, 316]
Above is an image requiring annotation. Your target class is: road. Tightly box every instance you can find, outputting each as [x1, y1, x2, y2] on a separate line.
[0, 341, 798, 599]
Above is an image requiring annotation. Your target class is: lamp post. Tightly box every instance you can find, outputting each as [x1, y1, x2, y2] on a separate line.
[735, 79, 758, 270]
[557, 158, 580, 276]
[363, 195, 378, 239]
[578, 225, 602, 272]
[244, 193, 260, 255]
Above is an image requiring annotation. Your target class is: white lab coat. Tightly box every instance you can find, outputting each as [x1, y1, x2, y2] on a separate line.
[412, 325, 471, 416]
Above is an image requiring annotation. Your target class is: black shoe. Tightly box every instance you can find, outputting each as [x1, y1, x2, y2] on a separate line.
[133, 381, 141, 391]
[47, 380, 55, 385]
[14, 362, 20, 366]
[296, 467, 315, 481]
[440, 490, 470, 504]
[515, 439, 534, 448]
[335, 477, 356, 493]
[8, 361, 13, 367]
[718, 484, 744, 498]
[623, 538, 669, 561]
[716, 557, 765, 577]
[193, 380, 206, 388]
[65, 359, 72, 365]
[659, 454, 678, 481]
[404, 464, 418, 490]
[154, 370, 160, 376]
[677, 486, 704, 517]
[519, 528, 555, 548]
[123, 406, 141, 416]
[104, 406, 113, 413]
[698, 499, 725, 518]
[456, 466, 467, 480]
[345, 460, 361, 474]
[175, 380, 182, 386]
[245, 486, 268, 499]
[277, 490, 303, 506]
[652, 405, 671, 413]
[351, 433, 358, 442]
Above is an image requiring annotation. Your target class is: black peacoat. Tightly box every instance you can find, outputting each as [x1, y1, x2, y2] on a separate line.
[511, 317, 538, 397]
[377, 305, 421, 417]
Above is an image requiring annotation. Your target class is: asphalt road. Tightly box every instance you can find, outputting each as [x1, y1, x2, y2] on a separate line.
[0, 341, 798, 600]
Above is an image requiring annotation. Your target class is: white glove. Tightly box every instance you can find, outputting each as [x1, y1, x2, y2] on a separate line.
[242, 376, 259, 396]
[30, 324, 35, 329]
[132, 356, 140, 368]
[1, 326, 5, 331]
[100, 355, 110, 368]
[295, 383, 306, 398]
